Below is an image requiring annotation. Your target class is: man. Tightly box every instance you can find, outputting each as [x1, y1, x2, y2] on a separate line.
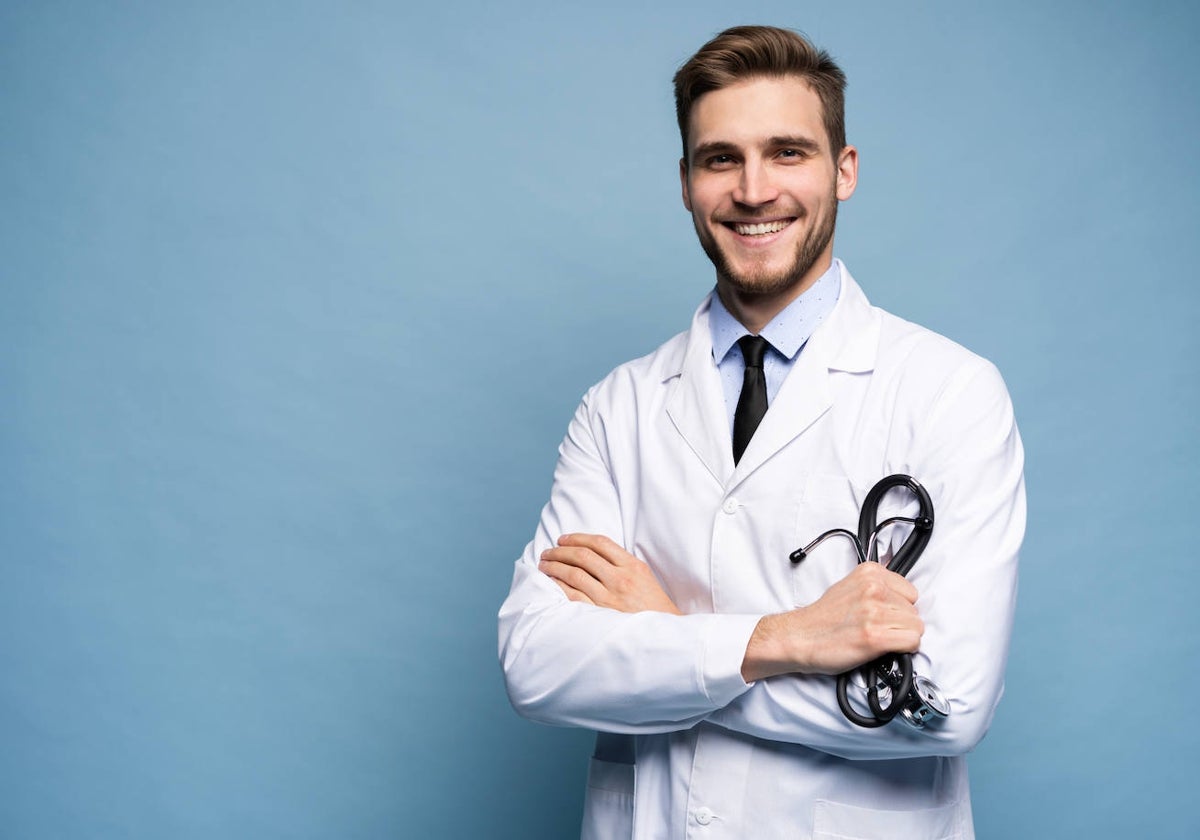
[499, 25, 1024, 840]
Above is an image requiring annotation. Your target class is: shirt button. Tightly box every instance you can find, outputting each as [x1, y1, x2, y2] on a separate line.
[695, 807, 714, 825]
[721, 498, 738, 514]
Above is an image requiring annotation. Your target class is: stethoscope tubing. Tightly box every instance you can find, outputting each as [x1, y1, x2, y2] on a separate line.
[793, 474, 936, 728]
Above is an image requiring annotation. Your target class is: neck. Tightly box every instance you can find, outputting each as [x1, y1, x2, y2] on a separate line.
[716, 254, 833, 334]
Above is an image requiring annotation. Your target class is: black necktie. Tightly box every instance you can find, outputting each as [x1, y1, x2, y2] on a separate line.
[732, 335, 770, 464]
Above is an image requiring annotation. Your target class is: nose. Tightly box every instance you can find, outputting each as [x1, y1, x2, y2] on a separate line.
[733, 159, 779, 207]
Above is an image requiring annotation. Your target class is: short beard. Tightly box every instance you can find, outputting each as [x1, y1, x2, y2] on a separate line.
[696, 186, 838, 298]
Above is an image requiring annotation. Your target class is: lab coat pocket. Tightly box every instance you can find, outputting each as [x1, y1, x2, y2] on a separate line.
[580, 758, 635, 840]
[792, 474, 868, 606]
[812, 798, 970, 840]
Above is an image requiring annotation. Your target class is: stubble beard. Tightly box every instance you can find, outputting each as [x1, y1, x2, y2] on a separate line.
[696, 186, 839, 298]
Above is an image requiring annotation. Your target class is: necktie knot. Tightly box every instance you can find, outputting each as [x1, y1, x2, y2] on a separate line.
[738, 334, 770, 369]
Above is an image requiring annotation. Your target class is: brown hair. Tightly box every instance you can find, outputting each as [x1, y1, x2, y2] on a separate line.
[673, 25, 847, 163]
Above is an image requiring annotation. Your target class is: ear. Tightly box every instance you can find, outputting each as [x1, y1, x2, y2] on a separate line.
[679, 157, 692, 211]
[835, 145, 858, 201]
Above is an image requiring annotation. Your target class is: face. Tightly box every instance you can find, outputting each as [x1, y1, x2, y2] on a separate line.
[680, 76, 857, 299]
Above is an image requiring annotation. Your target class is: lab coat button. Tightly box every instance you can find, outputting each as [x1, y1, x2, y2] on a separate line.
[721, 498, 738, 514]
[695, 807, 714, 825]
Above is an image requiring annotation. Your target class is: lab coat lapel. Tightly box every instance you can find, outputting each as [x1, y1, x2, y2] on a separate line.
[664, 295, 735, 486]
[731, 269, 879, 483]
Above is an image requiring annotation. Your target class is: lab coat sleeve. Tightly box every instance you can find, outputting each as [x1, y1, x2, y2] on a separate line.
[499, 385, 761, 732]
[705, 358, 1025, 759]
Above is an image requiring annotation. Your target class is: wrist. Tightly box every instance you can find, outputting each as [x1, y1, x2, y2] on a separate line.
[741, 612, 808, 682]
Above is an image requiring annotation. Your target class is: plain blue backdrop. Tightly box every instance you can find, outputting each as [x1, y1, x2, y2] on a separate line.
[2, 1, 1198, 837]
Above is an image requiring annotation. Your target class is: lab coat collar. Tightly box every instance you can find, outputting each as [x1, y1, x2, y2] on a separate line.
[663, 265, 881, 487]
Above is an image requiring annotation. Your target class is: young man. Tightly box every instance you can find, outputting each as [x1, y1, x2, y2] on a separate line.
[499, 25, 1024, 840]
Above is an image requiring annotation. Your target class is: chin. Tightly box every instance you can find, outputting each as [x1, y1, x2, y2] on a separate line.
[698, 217, 835, 300]
[723, 267, 805, 297]
[718, 247, 826, 297]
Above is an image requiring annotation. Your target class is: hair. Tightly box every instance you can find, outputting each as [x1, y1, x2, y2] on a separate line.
[673, 25, 847, 164]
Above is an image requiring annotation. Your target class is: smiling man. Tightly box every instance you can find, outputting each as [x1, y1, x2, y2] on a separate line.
[500, 26, 1025, 840]
[682, 74, 852, 326]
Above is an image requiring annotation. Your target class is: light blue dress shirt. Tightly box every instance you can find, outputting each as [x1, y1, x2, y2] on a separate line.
[709, 259, 842, 435]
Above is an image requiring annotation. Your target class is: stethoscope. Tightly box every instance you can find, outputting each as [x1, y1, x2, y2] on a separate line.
[788, 474, 951, 729]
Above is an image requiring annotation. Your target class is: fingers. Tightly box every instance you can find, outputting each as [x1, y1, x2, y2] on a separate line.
[555, 533, 635, 566]
[541, 545, 608, 579]
[539, 535, 682, 615]
[848, 560, 919, 604]
[848, 565, 922, 627]
[859, 603, 924, 655]
[537, 534, 631, 594]
[549, 577, 596, 606]
[849, 566, 923, 655]
[776, 562, 927, 674]
[539, 551, 609, 603]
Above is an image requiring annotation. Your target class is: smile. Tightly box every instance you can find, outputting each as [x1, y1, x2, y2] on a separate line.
[726, 219, 793, 236]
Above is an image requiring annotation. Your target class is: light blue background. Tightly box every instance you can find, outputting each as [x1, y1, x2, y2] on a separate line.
[2, 1, 1197, 837]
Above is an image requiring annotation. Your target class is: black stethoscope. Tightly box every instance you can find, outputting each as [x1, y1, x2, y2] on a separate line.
[789, 474, 951, 729]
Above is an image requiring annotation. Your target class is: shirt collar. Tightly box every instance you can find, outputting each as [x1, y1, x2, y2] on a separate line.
[709, 259, 843, 363]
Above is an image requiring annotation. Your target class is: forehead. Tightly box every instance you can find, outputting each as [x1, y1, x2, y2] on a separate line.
[688, 75, 827, 153]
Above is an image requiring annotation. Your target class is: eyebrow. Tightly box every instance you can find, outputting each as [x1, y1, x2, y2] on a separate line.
[766, 135, 822, 153]
[691, 141, 740, 160]
[691, 135, 823, 160]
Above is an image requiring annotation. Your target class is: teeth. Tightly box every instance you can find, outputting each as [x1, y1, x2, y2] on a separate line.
[732, 220, 790, 235]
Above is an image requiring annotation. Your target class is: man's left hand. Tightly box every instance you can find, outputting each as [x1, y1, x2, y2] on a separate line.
[539, 534, 682, 615]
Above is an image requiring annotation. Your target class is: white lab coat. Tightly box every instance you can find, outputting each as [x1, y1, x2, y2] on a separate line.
[499, 265, 1025, 840]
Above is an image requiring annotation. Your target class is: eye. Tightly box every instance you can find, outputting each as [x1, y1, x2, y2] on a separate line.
[778, 148, 809, 161]
[704, 154, 737, 170]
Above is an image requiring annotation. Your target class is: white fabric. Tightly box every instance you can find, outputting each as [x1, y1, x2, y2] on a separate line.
[499, 266, 1025, 840]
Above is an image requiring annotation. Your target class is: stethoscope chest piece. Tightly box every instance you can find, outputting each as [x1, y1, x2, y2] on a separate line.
[898, 675, 951, 729]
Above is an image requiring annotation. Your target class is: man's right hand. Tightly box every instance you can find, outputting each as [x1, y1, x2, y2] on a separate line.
[741, 562, 924, 683]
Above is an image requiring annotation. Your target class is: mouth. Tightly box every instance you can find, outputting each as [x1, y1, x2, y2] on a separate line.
[723, 218, 794, 237]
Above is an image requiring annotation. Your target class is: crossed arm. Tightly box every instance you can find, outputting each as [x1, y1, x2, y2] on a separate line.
[501, 359, 1022, 758]
[540, 533, 924, 683]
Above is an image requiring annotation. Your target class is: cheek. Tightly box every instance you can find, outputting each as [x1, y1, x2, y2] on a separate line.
[785, 167, 836, 196]
[686, 177, 728, 215]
